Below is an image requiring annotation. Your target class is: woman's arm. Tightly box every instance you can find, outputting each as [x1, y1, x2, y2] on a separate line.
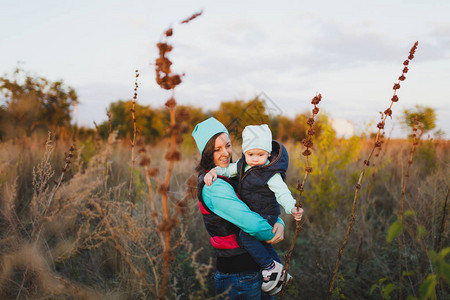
[202, 179, 281, 242]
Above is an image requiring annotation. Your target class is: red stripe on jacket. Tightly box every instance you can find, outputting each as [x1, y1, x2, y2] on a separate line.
[198, 201, 210, 215]
[210, 234, 240, 249]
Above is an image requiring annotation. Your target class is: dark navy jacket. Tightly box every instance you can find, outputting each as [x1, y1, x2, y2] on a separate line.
[237, 140, 289, 216]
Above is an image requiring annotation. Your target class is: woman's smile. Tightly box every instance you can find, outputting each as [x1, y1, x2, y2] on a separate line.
[213, 133, 232, 168]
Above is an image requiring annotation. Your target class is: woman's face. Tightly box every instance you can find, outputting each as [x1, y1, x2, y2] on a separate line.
[213, 133, 232, 168]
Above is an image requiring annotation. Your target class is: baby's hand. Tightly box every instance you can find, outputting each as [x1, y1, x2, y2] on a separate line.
[204, 169, 218, 186]
[291, 207, 304, 221]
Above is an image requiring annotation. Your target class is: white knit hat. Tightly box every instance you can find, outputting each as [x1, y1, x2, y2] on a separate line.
[242, 124, 272, 154]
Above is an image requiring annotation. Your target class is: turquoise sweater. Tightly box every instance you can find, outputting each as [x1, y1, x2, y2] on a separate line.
[202, 178, 284, 242]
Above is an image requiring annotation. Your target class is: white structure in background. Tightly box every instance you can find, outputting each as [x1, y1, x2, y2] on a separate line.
[330, 118, 354, 137]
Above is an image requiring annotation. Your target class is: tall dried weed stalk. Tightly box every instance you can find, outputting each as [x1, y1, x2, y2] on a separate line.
[280, 93, 322, 299]
[141, 11, 202, 299]
[129, 70, 139, 201]
[328, 41, 419, 299]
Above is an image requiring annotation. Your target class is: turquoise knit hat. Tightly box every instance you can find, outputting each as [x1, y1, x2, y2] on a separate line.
[242, 124, 272, 154]
[192, 117, 229, 154]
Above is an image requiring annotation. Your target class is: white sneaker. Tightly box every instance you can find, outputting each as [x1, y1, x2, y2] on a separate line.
[268, 270, 293, 296]
[261, 261, 284, 292]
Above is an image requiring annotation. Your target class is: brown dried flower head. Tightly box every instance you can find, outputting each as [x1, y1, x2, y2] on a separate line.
[307, 128, 316, 136]
[157, 183, 169, 195]
[147, 167, 159, 177]
[139, 156, 151, 167]
[165, 150, 181, 161]
[165, 97, 177, 109]
[302, 149, 312, 157]
[312, 107, 319, 115]
[311, 94, 322, 105]
[302, 138, 313, 148]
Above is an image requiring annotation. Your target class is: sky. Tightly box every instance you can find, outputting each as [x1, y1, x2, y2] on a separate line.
[1, 0, 449, 138]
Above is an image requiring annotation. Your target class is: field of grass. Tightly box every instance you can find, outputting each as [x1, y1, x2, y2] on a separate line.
[0, 130, 448, 299]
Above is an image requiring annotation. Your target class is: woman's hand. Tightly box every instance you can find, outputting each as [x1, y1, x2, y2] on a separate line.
[266, 222, 284, 244]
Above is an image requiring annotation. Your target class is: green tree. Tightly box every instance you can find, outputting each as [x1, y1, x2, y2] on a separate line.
[402, 105, 436, 134]
[294, 115, 361, 219]
[99, 101, 208, 144]
[0, 68, 77, 139]
[99, 100, 168, 143]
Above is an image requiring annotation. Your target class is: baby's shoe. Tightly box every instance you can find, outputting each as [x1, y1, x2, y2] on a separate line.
[269, 270, 293, 296]
[261, 260, 284, 292]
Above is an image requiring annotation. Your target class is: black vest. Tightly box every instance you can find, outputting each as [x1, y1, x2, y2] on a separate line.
[197, 173, 247, 257]
[236, 140, 289, 216]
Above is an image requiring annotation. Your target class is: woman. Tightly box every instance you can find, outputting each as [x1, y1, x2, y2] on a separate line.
[192, 117, 285, 299]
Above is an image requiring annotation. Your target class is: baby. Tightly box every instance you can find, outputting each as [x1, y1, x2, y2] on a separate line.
[204, 124, 303, 294]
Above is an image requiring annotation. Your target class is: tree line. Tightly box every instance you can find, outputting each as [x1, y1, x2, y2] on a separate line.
[1, 69, 439, 142]
[0, 69, 327, 143]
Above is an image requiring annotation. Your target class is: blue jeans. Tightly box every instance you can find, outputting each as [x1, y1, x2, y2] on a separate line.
[239, 215, 280, 269]
[215, 270, 274, 300]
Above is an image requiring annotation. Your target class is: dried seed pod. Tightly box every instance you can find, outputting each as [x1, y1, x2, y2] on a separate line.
[157, 184, 169, 195]
[307, 118, 315, 126]
[393, 83, 401, 90]
[148, 167, 159, 177]
[139, 157, 151, 167]
[302, 138, 313, 148]
[399, 75, 406, 81]
[391, 95, 399, 102]
[403, 60, 409, 66]
[305, 166, 313, 173]
[165, 97, 177, 109]
[165, 150, 181, 161]
[377, 122, 385, 129]
[302, 149, 312, 156]
[312, 106, 319, 114]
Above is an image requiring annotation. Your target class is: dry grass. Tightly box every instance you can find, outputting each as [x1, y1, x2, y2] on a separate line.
[0, 133, 448, 299]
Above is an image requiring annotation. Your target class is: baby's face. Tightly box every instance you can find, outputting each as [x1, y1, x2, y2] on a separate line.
[244, 149, 270, 167]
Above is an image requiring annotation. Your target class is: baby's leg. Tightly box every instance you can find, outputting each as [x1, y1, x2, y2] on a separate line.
[239, 230, 274, 269]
